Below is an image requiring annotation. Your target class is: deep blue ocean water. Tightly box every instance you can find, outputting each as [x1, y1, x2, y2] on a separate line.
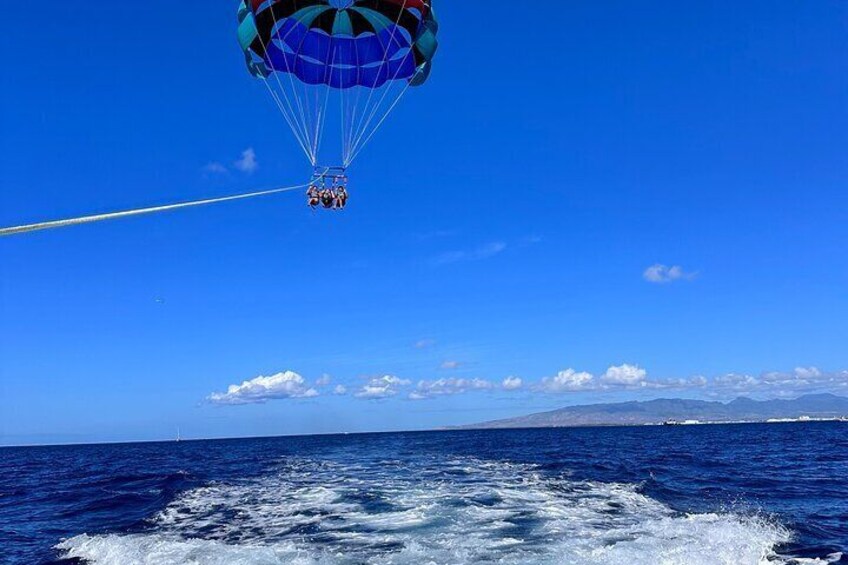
[1, 423, 847, 564]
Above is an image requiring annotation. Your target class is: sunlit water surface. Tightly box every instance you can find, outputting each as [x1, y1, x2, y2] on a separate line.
[2, 424, 847, 564]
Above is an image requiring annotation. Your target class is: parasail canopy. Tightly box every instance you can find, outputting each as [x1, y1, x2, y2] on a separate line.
[237, 0, 439, 167]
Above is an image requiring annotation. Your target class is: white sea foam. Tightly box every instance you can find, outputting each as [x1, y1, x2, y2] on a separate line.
[56, 456, 830, 565]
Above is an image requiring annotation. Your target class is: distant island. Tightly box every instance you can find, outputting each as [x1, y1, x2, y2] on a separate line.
[460, 393, 848, 429]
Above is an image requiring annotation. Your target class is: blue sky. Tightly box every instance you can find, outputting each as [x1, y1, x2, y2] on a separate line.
[2, 1, 847, 445]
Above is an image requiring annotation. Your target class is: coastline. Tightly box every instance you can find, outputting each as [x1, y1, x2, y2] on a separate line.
[3, 416, 846, 450]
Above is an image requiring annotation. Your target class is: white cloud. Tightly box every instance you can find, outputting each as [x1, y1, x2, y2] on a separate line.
[205, 148, 259, 176]
[355, 375, 411, 399]
[432, 242, 507, 265]
[208, 371, 318, 405]
[502, 376, 523, 390]
[710, 367, 848, 396]
[475, 242, 507, 258]
[601, 364, 648, 386]
[792, 366, 823, 380]
[660, 375, 708, 389]
[316, 374, 332, 387]
[410, 378, 494, 400]
[333, 384, 347, 395]
[714, 373, 760, 391]
[440, 360, 461, 370]
[234, 147, 258, 174]
[539, 369, 595, 392]
[689, 375, 709, 387]
[643, 264, 697, 284]
[536, 364, 679, 393]
[203, 162, 228, 174]
[415, 339, 436, 349]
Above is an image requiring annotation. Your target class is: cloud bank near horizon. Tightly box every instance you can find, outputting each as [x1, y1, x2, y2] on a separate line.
[207, 366, 848, 406]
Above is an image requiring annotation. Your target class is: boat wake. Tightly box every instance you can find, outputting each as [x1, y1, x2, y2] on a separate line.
[56, 456, 840, 565]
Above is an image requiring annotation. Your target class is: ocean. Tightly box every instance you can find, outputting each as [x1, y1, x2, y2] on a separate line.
[1, 423, 846, 564]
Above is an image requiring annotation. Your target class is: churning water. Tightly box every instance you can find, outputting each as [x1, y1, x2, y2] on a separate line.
[2, 424, 846, 564]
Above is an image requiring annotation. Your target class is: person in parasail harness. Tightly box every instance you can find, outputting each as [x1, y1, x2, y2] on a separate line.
[307, 185, 320, 209]
[321, 187, 335, 209]
[335, 185, 348, 209]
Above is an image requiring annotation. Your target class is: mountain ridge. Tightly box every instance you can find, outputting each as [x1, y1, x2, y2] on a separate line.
[458, 393, 848, 429]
